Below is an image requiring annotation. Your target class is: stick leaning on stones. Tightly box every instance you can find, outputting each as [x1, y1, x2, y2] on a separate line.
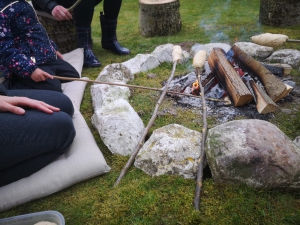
[192, 50, 208, 210]
[52, 75, 228, 102]
[113, 45, 183, 187]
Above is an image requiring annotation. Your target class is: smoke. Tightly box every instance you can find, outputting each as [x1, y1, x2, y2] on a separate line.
[199, 0, 262, 43]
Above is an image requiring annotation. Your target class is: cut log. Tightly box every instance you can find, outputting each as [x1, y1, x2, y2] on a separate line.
[278, 83, 293, 99]
[227, 45, 287, 102]
[207, 48, 253, 107]
[249, 80, 278, 114]
[261, 63, 292, 76]
[139, 0, 181, 37]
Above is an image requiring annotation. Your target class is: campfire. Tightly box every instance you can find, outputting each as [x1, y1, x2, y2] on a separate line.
[164, 45, 293, 120]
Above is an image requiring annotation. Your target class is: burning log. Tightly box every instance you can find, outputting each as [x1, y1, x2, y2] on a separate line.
[207, 48, 253, 107]
[247, 79, 279, 114]
[227, 45, 287, 102]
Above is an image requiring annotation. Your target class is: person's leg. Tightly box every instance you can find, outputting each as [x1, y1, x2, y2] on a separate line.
[0, 110, 75, 187]
[0, 88, 76, 187]
[3, 58, 80, 92]
[100, 0, 130, 55]
[7, 88, 74, 117]
[73, 0, 102, 67]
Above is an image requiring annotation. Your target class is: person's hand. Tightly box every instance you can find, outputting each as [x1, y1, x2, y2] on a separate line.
[0, 95, 60, 115]
[56, 51, 63, 59]
[52, 5, 72, 21]
[31, 68, 53, 82]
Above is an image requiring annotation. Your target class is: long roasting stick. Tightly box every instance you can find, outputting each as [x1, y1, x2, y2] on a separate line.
[68, 0, 83, 11]
[52, 76, 228, 103]
[113, 45, 183, 187]
[192, 50, 208, 210]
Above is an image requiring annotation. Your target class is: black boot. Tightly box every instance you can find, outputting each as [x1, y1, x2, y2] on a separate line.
[100, 12, 130, 55]
[76, 27, 101, 67]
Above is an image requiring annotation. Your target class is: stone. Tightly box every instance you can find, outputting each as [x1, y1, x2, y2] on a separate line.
[134, 124, 204, 179]
[122, 54, 160, 75]
[206, 119, 300, 190]
[234, 42, 274, 59]
[265, 49, 300, 70]
[91, 99, 145, 156]
[96, 63, 133, 83]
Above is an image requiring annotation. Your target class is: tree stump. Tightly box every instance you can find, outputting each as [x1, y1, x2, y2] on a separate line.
[36, 10, 78, 53]
[139, 0, 181, 37]
[259, 0, 300, 27]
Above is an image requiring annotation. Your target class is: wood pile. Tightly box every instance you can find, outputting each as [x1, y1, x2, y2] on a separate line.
[206, 45, 292, 114]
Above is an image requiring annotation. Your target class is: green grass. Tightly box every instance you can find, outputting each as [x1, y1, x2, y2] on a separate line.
[1, 0, 300, 224]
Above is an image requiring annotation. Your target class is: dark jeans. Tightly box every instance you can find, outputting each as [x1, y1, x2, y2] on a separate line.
[56, 0, 122, 27]
[3, 57, 79, 92]
[0, 89, 76, 187]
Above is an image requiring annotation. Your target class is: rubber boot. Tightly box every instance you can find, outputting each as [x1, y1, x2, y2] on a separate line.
[100, 12, 130, 55]
[76, 27, 101, 67]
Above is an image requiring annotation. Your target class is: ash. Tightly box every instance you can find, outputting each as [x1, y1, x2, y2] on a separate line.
[165, 71, 274, 124]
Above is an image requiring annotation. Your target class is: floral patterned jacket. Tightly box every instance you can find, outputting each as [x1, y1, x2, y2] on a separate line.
[0, 0, 57, 78]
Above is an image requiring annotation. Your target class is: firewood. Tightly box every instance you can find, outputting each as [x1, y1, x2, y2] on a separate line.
[207, 48, 253, 106]
[249, 80, 279, 114]
[261, 63, 292, 77]
[277, 83, 293, 99]
[228, 45, 287, 102]
[114, 45, 183, 186]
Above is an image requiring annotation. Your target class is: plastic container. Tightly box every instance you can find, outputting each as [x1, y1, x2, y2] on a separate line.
[0, 211, 65, 225]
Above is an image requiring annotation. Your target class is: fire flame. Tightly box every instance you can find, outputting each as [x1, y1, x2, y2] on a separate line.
[191, 80, 200, 95]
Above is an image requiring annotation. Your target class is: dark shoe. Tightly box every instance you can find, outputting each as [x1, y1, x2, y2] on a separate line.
[76, 27, 101, 67]
[100, 12, 130, 55]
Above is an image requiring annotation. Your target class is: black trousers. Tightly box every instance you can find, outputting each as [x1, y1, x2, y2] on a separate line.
[0, 89, 76, 187]
[57, 0, 123, 27]
[3, 57, 79, 92]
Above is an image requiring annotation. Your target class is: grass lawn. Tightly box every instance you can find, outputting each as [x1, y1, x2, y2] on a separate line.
[1, 0, 300, 224]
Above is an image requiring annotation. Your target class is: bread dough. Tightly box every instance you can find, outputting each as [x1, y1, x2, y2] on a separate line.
[34, 222, 57, 225]
[251, 33, 289, 47]
[172, 45, 182, 62]
[193, 50, 207, 68]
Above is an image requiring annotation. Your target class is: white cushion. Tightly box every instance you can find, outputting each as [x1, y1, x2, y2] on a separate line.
[0, 48, 110, 211]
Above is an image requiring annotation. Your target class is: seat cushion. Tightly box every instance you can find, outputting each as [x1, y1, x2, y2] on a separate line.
[0, 48, 111, 211]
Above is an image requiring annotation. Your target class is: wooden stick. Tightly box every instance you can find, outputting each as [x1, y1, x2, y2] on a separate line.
[68, 0, 83, 11]
[113, 45, 183, 187]
[287, 39, 300, 43]
[192, 50, 208, 210]
[52, 76, 229, 103]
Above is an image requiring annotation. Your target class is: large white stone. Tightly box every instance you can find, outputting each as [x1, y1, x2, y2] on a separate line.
[122, 54, 160, 74]
[92, 99, 145, 156]
[134, 124, 204, 179]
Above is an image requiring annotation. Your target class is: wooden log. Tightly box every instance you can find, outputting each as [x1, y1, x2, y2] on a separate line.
[249, 80, 279, 114]
[207, 48, 253, 107]
[35, 10, 77, 54]
[261, 63, 292, 77]
[139, 0, 181, 37]
[259, 0, 300, 27]
[227, 45, 287, 102]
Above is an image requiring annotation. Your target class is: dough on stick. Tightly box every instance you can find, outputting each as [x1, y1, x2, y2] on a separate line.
[34, 222, 57, 225]
[193, 50, 207, 69]
[251, 33, 289, 47]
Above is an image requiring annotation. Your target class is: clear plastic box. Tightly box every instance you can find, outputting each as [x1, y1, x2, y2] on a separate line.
[0, 211, 65, 225]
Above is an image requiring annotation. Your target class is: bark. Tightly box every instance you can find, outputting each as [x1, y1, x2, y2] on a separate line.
[228, 45, 287, 102]
[139, 0, 181, 37]
[259, 0, 300, 26]
[207, 48, 253, 107]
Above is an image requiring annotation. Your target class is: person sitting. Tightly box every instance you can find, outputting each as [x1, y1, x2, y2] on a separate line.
[32, 0, 130, 68]
[0, 83, 76, 187]
[0, 0, 80, 92]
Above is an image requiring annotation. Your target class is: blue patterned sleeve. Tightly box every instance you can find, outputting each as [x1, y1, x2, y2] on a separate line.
[0, 13, 37, 78]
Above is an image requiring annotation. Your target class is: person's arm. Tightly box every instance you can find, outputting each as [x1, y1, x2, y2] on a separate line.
[32, 0, 58, 15]
[32, 0, 72, 20]
[0, 11, 37, 78]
